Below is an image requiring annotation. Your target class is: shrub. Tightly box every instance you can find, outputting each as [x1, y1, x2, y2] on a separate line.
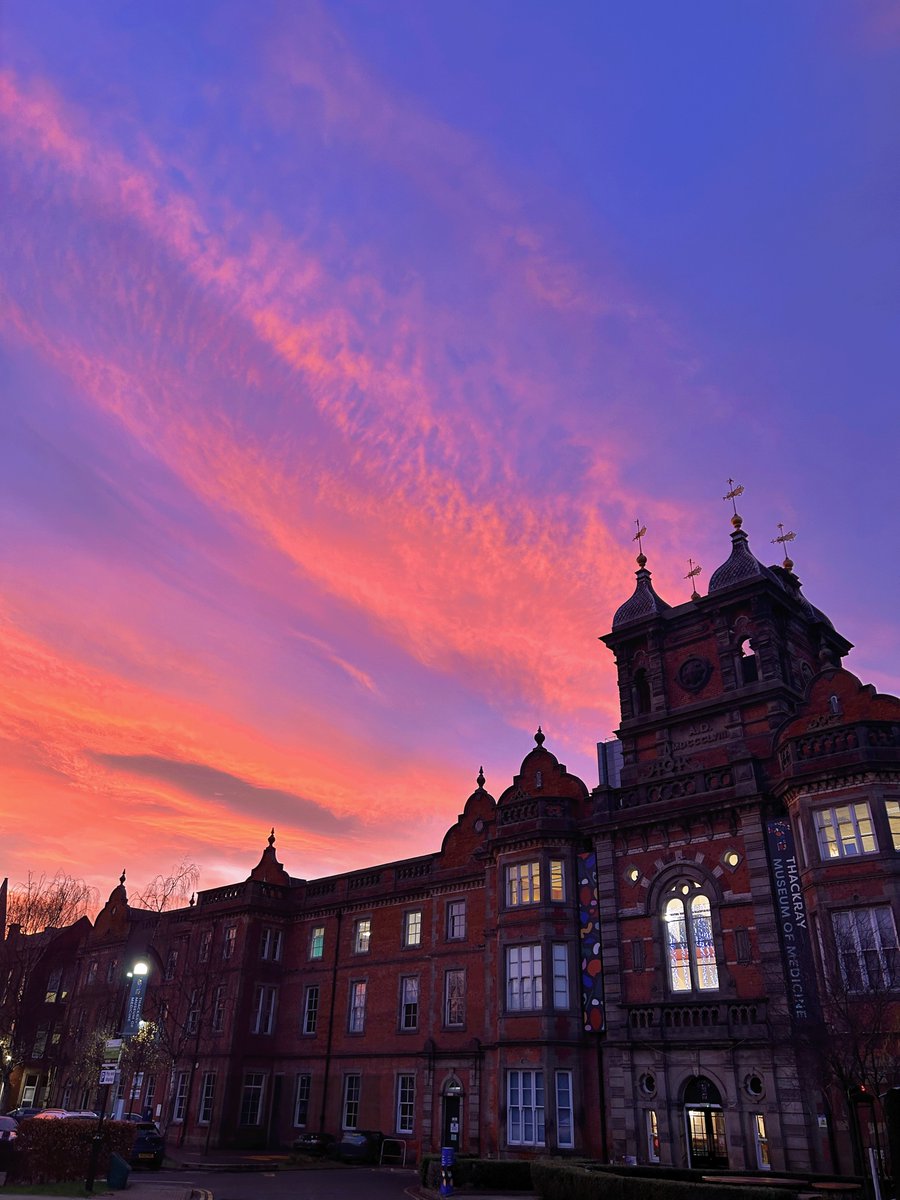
[531, 1161, 800, 1200]
[15, 1118, 136, 1184]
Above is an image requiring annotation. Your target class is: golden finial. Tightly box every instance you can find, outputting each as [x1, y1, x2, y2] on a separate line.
[685, 558, 703, 600]
[723, 479, 744, 528]
[771, 522, 796, 571]
[633, 519, 648, 567]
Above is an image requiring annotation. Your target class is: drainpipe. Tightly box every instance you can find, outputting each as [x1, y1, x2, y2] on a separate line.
[318, 908, 342, 1131]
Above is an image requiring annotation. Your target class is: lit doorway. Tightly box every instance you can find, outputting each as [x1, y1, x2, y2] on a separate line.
[683, 1076, 728, 1169]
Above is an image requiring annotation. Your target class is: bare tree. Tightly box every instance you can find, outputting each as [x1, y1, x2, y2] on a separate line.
[131, 861, 199, 913]
[0, 873, 97, 1107]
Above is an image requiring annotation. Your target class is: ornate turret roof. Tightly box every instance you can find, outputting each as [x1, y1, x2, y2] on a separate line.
[248, 829, 291, 886]
[612, 555, 671, 628]
[708, 517, 779, 593]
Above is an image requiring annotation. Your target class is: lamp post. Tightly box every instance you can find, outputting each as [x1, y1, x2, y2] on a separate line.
[85, 958, 149, 1193]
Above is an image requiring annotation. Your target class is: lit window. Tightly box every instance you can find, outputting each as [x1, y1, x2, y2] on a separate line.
[550, 859, 566, 902]
[551, 943, 570, 1009]
[753, 1114, 770, 1170]
[310, 925, 325, 960]
[832, 907, 898, 992]
[349, 980, 367, 1033]
[507, 945, 542, 1011]
[239, 1072, 265, 1126]
[400, 976, 419, 1031]
[404, 911, 422, 948]
[251, 984, 277, 1034]
[507, 1070, 545, 1147]
[886, 799, 900, 851]
[45, 969, 62, 1004]
[814, 802, 877, 859]
[354, 919, 371, 954]
[646, 1110, 660, 1163]
[507, 861, 541, 906]
[342, 1074, 360, 1129]
[198, 1072, 216, 1125]
[663, 883, 719, 992]
[447, 899, 466, 940]
[555, 1071, 573, 1149]
[303, 985, 320, 1035]
[293, 1073, 311, 1127]
[445, 969, 465, 1027]
[396, 1073, 415, 1134]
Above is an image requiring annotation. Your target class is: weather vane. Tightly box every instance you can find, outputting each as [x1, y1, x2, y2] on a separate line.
[633, 519, 647, 564]
[723, 479, 744, 527]
[771, 522, 797, 570]
[685, 557, 702, 600]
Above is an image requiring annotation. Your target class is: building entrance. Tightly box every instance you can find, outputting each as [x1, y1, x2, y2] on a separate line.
[683, 1076, 728, 1169]
[441, 1081, 463, 1152]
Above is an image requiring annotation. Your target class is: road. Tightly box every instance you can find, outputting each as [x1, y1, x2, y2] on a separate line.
[148, 1166, 419, 1200]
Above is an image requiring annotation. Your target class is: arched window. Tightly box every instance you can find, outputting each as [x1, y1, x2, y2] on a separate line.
[633, 668, 651, 715]
[738, 638, 758, 684]
[663, 882, 720, 992]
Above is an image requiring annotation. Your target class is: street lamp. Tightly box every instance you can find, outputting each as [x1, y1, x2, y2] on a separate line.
[85, 957, 151, 1192]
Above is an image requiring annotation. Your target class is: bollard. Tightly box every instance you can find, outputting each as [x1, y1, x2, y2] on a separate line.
[439, 1145, 455, 1197]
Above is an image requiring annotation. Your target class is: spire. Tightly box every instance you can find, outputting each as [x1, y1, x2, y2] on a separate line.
[612, 522, 672, 627]
[771, 523, 797, 572]
[685, 557, 703, 601]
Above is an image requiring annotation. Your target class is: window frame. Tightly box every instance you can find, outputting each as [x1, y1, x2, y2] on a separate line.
[293, 1072, 311, 1127]
[348, 979, 367, 1033]
[506, 860, 541, 907]
[507, 1068, 545, 1147]
[885, 799, 900, 851]
[260, 928, 283, 962]
[354, 918, 372, 954]
[662, 881, 720, 994]
[198, 1071, 216, 1125]
[444, 968, 466, 1028]
[507, 943, 543, 1011]
[309, 925, 325, 960]
[814, 801, 877, 860]
[239, 1072, 265, 1126]
[551, 943, 570, 1010]
[555, 1070, 574, 1149]
[549, 858, 567, 903]
[251, 983, 277, 1035]
[447, 898, 467, 940]
[396, 1072, 415, 1135]
[303, 984, 320, 1035]
[400, 975, 419, 1032]
[403, 910, 422, 948]
[342, 1074, 361, 1130]
[222, 925, 236, 960]
[832, 906, 898, 992]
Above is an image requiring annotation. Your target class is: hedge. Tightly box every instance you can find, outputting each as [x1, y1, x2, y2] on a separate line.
[419, 1153, 534, 1191]
[13, 1117, 137, 1184]
[531, 1161, 800, 1200]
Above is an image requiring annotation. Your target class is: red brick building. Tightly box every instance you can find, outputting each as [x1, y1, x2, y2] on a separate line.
[4, 514, 897, 1174]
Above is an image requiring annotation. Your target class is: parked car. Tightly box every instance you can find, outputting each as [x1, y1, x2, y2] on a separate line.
[4, 1107, 40, 1121]
[63, 1110, 99, 1119]
[31, 1109, 69, 1119]
[129, 1121, 165, 1170]
[292, 1130, 336, 1157]
[0, 1116, 19, 1171]
[334, 1130, 384, 1163]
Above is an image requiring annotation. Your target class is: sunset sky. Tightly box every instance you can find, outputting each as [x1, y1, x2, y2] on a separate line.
[2, 1, 898, 906]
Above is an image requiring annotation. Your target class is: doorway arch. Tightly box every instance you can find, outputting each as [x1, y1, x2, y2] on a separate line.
[441, 1076, 464, 1152]
[682, 1075, 728, 1168]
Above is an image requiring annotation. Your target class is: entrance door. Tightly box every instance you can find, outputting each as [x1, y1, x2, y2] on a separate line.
[442, 1094, 462, 1151]
[683, 1076, 728, 1169]
[685, 1107, 728, 1168]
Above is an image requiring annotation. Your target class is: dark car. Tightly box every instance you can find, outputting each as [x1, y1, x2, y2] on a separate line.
[292, 1130, 336, 1157]
[0, 1116, 19, 1171]
[129, 1121, 165, 1170]
[4, 1107, 40, 1121]
[335, 1130, 384, 1163]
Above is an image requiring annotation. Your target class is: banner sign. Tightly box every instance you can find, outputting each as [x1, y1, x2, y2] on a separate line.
[578, 851, 605, 1033]
[121, 974, 148, 1037]
[765, 817, 821, 1025]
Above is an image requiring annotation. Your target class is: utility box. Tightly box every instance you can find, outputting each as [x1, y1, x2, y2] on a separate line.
[106, 1152, 131, 1190]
